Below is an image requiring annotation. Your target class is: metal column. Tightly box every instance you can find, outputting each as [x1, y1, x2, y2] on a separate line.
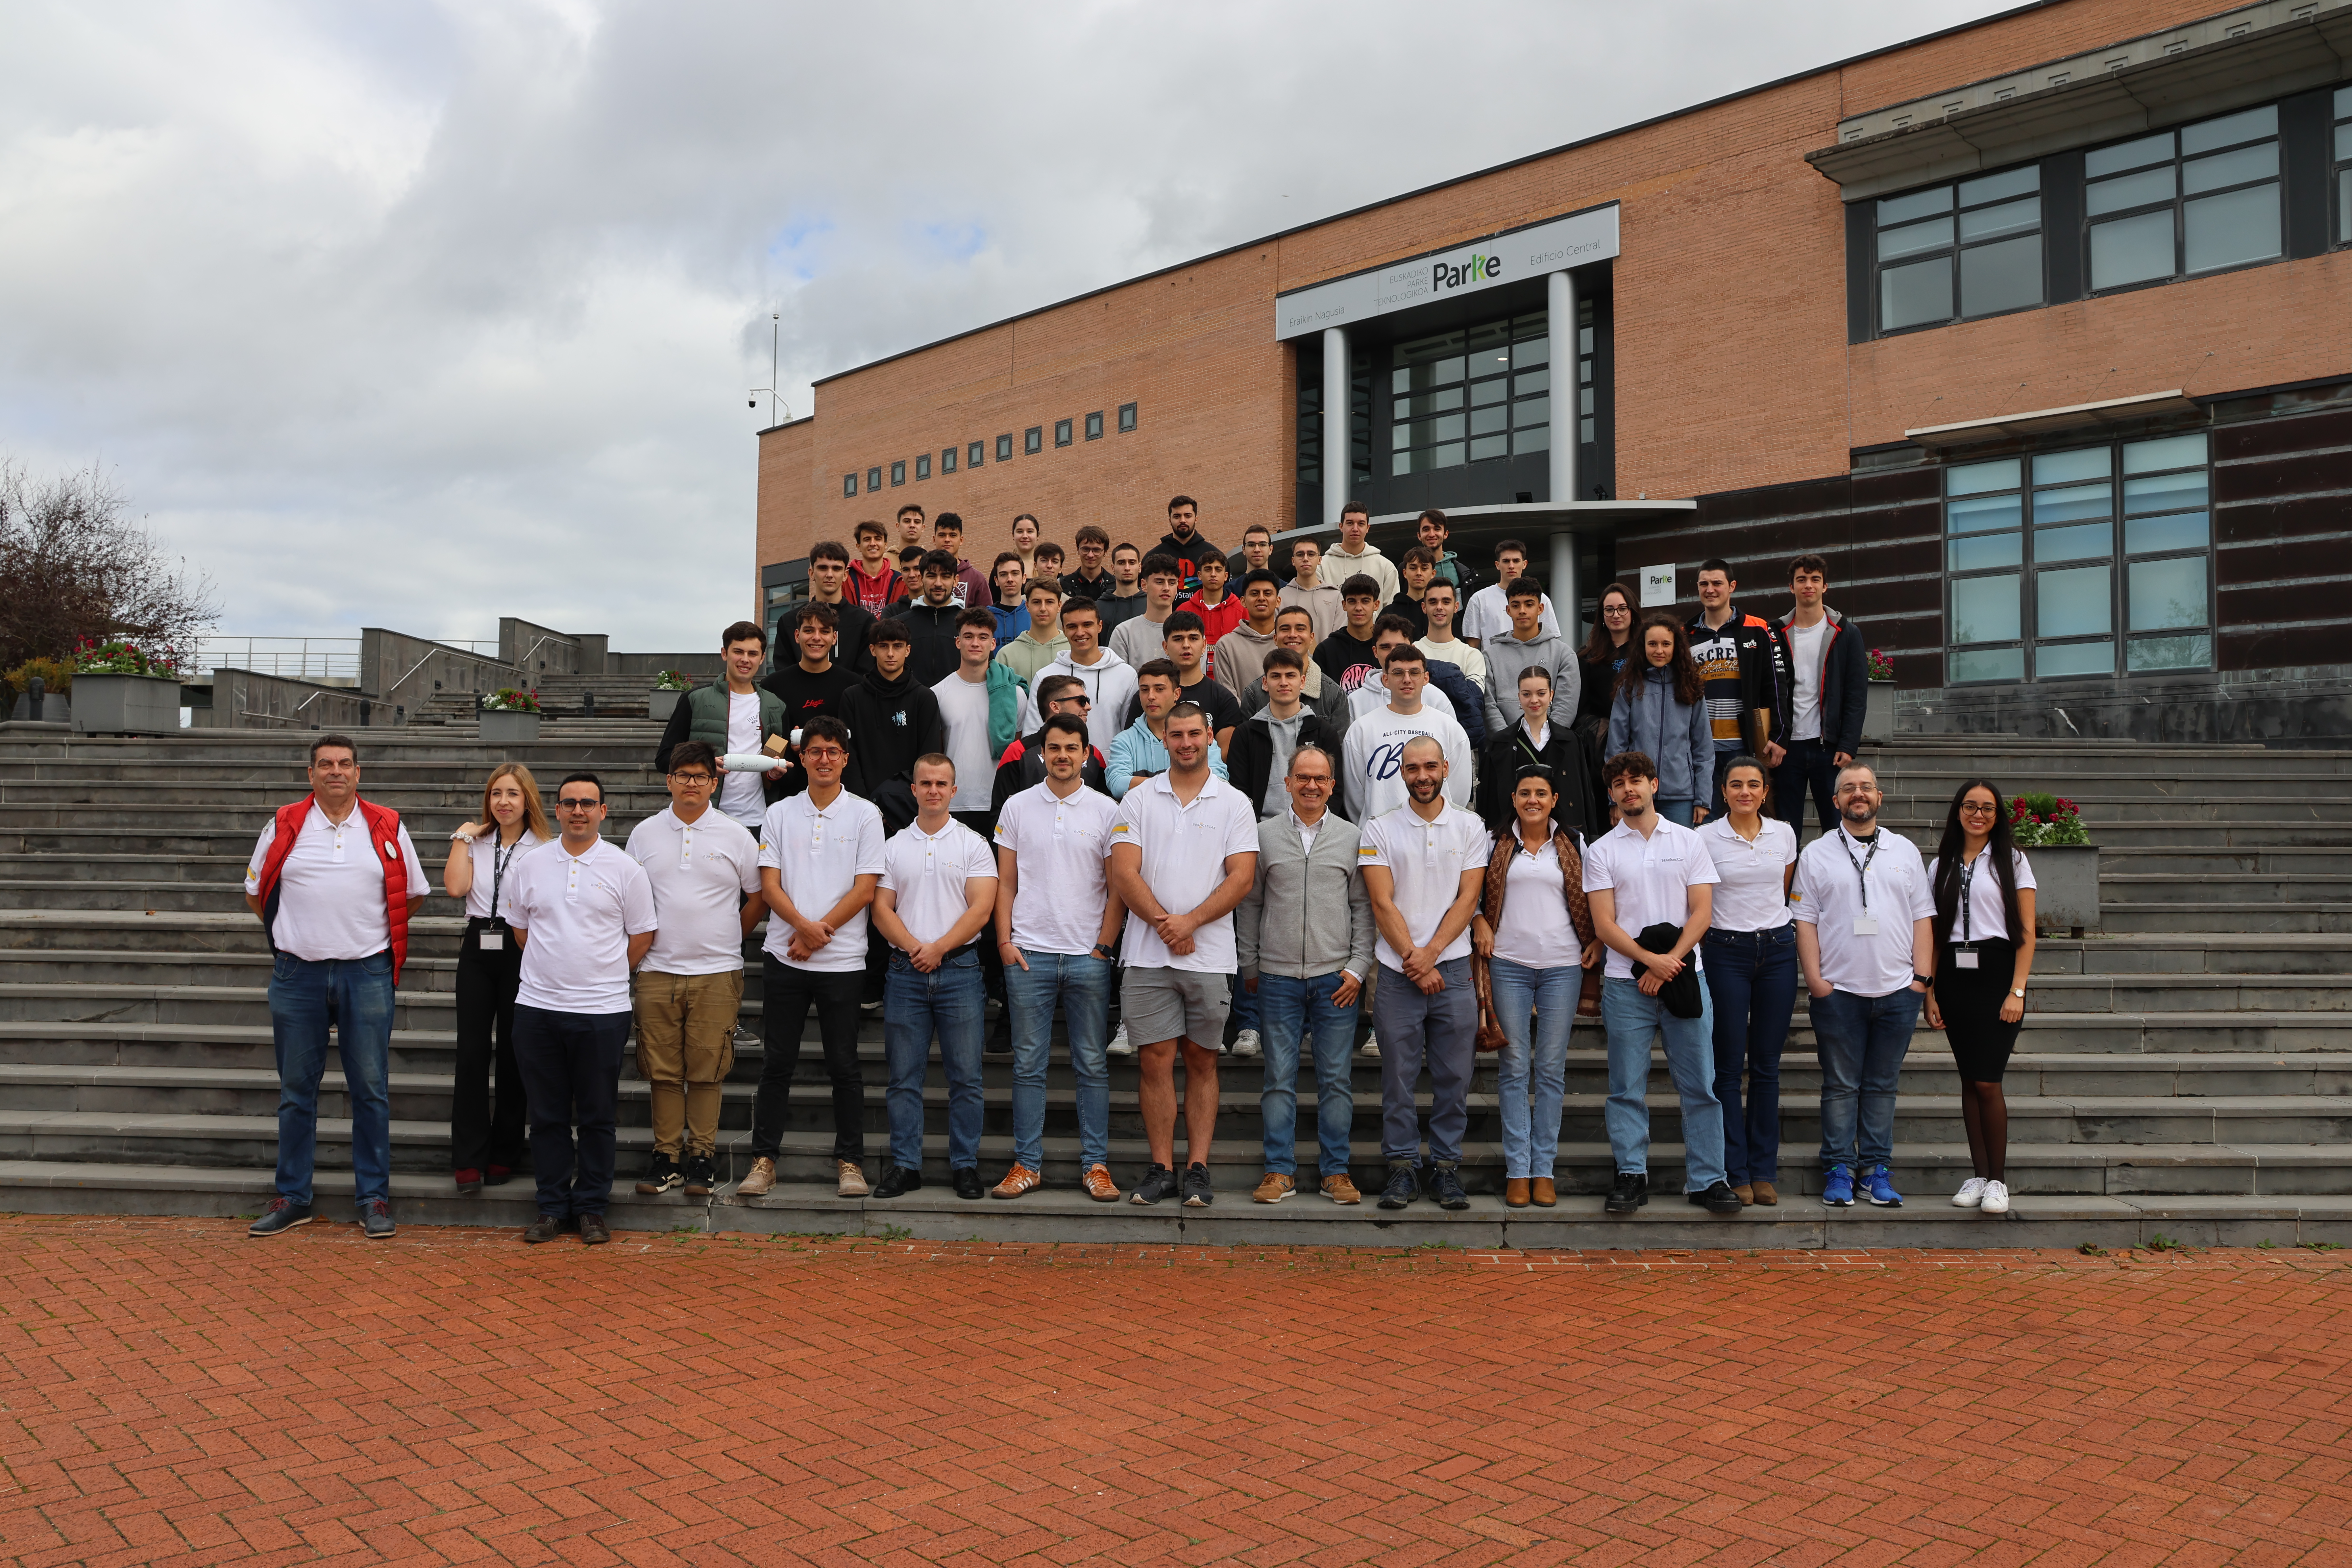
[1321, 326, 1349, 528]
[1547, 269, 1579, 508]
[1550, 531, 1582, 647]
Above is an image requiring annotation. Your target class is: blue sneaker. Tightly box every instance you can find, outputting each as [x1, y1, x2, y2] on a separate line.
[1821, 1165, 1856, 1207]
[1859, 1164, 1903, 1207]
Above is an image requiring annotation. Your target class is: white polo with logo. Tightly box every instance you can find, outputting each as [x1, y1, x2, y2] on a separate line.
[624, 806, 761, 975]
[1108, 770, 1259, 973]
[506, 837, 660, 1013]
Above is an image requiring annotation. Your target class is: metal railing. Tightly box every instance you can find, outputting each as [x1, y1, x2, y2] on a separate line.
[191, 635, 499, 685]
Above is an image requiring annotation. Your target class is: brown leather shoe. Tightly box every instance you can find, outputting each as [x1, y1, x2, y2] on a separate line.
[1505, 1177, 1531, 1208]
[578, 1213, 611, 1246]
[1252, 1172, 1296, 1204]
[990, 1164, 1042, 1200]
[737, 1156, 777, 1198]
[1530, 1178, 1556, 1207]
[836, 1160, 871, 1198]
[1751, 1180, 1779, 1206]
[1080, 1163, 1121, 1202]
[1733, 1183, 1755, 1206]
[1321, 1173, 1363, 1205]
[522, 1214, 569, 1245]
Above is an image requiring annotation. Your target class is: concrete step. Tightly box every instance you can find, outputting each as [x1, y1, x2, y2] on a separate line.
[2101, 903, 2352, 934]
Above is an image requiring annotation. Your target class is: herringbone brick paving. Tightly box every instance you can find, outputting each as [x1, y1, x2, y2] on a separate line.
[3, 1217, 2349, 1566]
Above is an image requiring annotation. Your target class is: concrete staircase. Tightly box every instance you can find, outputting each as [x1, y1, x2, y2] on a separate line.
[2, 725, 2347, 1249]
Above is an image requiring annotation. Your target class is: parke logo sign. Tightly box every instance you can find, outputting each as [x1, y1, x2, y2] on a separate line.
[1274, 205, 1619, 340]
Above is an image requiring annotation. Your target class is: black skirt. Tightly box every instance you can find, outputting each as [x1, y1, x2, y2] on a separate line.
[1935, 938, 2021, 1082]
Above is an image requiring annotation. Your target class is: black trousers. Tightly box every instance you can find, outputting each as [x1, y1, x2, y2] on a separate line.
[450, 923, 527, 1174]
[753, 956, 867, 1163]
[513, 1004, 630, 1218]
[1774, 736, 1841, 844]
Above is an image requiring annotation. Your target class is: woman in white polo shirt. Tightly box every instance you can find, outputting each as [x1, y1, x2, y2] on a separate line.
[441, 762, 549, 1196]
[1924, 779, 2037, 1216]
[1696, 755, 1798, 1208]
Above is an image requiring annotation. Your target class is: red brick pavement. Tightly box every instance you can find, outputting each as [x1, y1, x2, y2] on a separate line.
[3, 1217, 2350, 1566]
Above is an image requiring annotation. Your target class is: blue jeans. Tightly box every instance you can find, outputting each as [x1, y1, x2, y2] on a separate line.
[1489, 957, 1579, 1179]
[1599, 975, 1726, 1191]
[1372, 958, 1477, 1165]
[1254, 971, 1360, 1176]
[512, 1004, 631, 1218]
[1701, 926, 1798, 1185]
[1006, 950, 1114, 1171]
[884, 948, 986, 1171]
[267, 951, 395, 1209]
[1658, 798, 1697, 828]
[1810, 985, 1924, 1172]
[1231, 971, 1259, 1037]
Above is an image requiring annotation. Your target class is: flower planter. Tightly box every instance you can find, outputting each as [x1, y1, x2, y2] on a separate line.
[2029, 844, 2100, 936]
[648, 688, 684, 723]
[479, 709, 542, 744]
[71, 673, 181, 735]
[1862, 681, 1894, 742]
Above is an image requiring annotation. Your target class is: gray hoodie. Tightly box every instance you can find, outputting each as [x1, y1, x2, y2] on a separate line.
[1481, 628, 1579, 737]
[1235, 809, 1375, 982]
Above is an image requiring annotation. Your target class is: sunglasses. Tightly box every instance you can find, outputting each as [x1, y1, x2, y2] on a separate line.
[557, 797, 601, 810]
[1055, 695, 1092, 707]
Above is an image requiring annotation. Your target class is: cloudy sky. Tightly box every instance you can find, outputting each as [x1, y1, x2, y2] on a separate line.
[0, 0, 2012, 654]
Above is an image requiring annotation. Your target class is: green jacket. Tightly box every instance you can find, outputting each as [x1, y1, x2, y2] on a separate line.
[685, 680, 785, 755]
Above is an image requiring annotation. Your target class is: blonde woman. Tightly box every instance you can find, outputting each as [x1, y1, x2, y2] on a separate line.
[442, 763, 550, 1195]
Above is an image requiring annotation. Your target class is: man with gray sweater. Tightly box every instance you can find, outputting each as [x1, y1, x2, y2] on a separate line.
[1234, 743, 1374, 1206]
[1480, 579, 1579, 737]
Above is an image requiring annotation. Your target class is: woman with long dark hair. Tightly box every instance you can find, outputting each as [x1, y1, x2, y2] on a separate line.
[1924, 779, 2037, 1216]
[441, 762, 551, 1196]
[1575, 580, 1636, 741]
[1606, 612, 1711, 826]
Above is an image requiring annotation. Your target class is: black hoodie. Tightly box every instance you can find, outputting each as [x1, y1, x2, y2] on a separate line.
[839, 668, 944, 832]
[887, 596, 968, 687]
[1155, 529, 1223, 589]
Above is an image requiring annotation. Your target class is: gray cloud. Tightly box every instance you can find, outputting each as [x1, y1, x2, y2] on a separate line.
[0, 0, 2011, 651]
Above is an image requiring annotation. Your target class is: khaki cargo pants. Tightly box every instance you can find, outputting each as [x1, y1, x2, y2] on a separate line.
[633, 969, 743, 1159]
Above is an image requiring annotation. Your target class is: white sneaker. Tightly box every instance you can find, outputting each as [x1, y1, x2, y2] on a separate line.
[1980, 1179, 2011, 1215]
[1358, 1031, 1379, 1058]
[1952, 1177, 1988, 1209]
[1106, 1023, 1133, 1058]
[1231, 1029, 1261, 1059]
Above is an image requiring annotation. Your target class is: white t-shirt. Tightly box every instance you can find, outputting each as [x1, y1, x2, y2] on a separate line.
[457, 829, 544, 921]
[1792, 827, 1936, 997]
[1418, 634, 1488, 686]
[1697, 815, 1797, 933]
[1360, 802, 1490, 971]
[1109, 770, 1260, 973]
[244, 802, 431, 963]
[1928, 848, 2038, 945]
[993, 781, 1117, 956]
[757, 790, 887, 973]
[1581, 818, 1720, 980]
[1461, 583, 1560, 644]
[507, 837, 659, 1013]
[624, 806, 761, 976]
[1787, 618, 1828, 742]
[880, 818, 997, 948]
[932, 670, 1001, 812]
[1341, 703, 1476, 821]
[1491, 837, 1585, 970]
[719, 690, 765, 826]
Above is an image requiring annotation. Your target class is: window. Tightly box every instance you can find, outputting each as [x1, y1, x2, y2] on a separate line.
[1944, 432, 2212, 683]
[996, 434, 1014, 462]
[1118, 402, 1137, 433]
[890, 460, 906, 487]
[1054, 418, 1073, 447]
[941, 445, 957, 474]
[842, 473, 858, 498]
[1024, 425, 1043, 455]
[866, 467, 882, 493]
[1875, 164, 2043, 332]
[1389, 312, 1550, 475]
[2087, 104, 2279, 291]
[1576, 298, 1596, 446]
[1084, 411, 1104, 440]
[969, 440, 985, 469]
[914, 454, 930, 481]
[2334, 85, 2352, 246]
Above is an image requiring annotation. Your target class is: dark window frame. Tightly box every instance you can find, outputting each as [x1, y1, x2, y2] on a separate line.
[1024, 425, 1044, 455]
[1117, 402, 1137, 432]
[2082, 104, 2283, 297]
[1386, 311, 1554, 477]
[890, 460, 906, 487]
[842, 472, 858, 498]
[996, 434, 1014, 462]
[1053, 418, 1073, 448]
[1870, 163, 2046, 337]
[2333, 85, 2352, 247]
[865, 467, 882, 494]
[941, 446, 957, 474]
[969, 440, 985, 469]
[914, 454, 930, 481]
[1084, 410, 1104, 440]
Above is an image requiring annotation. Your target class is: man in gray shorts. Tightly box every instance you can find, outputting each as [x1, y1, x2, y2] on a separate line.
[1106, 702, 1261, 1206]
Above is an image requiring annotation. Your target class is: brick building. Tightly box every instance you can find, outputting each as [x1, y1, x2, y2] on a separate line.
[756, 0, 2352, 741]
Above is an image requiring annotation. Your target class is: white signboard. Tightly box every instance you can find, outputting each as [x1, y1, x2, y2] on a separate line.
[1640, 565, 1677, 608]
[1274, 205, 1621, 341]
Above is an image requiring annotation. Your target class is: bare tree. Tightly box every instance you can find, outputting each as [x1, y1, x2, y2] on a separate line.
[0, 462, 220, 671]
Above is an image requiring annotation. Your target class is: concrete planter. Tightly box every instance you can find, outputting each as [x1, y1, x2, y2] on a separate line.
[71, 674, 181, 735]
[1862, 681, 1894, 742]
[479, 709, 542, 744]
[2030, 844, 2100, 936]
[648, 688, 684, 723]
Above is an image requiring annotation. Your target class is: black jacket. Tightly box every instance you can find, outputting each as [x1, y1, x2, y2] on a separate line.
[1478, 720, 1603, 843]
[887, 597, 967, 688]
[1683, 603, 1791, 753]
[1314, 629, 1379, 694]
[1227, 709, 1341, 817]
[1576, 639, 1633, 730]
[838, 670, 945, 832]
[1059, 569, 1118, 608]
[1155, 530, 1223, 588]
[988, 729, 1111, 816]
[1383, 593, 1429, 638]
[807, 597, 876, 676]
[1776, 606, 1870, 759]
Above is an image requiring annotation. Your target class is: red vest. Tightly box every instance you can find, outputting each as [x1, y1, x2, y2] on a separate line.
[252, 797, 412, 982]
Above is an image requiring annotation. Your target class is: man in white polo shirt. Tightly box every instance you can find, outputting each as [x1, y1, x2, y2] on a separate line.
[1107, 701, 1260, 1208]
[623, 740, 762, 1202]
[990, 713, 1127, 1202]
[740, 717, 886, 1201]
[870, 754, 999, 1201]
[506, 772, 659, 1246]
[242, 733, 430, 1240]
[1358, 736, 1488, 1212]
[1583, 750, 1742, 1218]
[1791, 761, 1936, 1210]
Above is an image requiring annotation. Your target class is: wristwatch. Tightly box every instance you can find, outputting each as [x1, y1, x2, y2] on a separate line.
[1091, 943, 1116, 958]
[2010, 987, 2026, 999]
[1912, 973, 1932, 987]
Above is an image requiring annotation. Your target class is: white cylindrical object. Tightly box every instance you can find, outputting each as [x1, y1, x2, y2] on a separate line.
[718, 753, 781, 772]
[1548, 269, 1579, 507]
[1322, 326, 1350, 528]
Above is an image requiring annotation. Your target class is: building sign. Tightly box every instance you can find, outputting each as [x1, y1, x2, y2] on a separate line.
[1640, 565, 1677, 608]
[1274, 204, 1620, 341]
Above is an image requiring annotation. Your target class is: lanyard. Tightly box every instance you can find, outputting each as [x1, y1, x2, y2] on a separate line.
[1958, 849, 1983, 943]
[489, 835, 521, 917]
[1837, 829, 1882, 912]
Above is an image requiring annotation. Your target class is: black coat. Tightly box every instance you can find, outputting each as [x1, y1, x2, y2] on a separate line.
[1478, 721, 1604, 844]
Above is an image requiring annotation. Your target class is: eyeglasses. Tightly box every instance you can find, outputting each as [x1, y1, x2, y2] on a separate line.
[668, 772, 715, 785]
[1959, 801, 1999, 815]
[1602, 604, 1632, 616]
[557, 798, 600, 811]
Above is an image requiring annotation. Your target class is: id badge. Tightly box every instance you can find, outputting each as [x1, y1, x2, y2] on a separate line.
[1954, 949, 1979, 970]
[1852, 914, 1879, 937]
[479, 931, 503, 951]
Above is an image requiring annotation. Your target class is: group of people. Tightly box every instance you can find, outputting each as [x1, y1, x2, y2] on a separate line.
[239, 498, 2042, 1242]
